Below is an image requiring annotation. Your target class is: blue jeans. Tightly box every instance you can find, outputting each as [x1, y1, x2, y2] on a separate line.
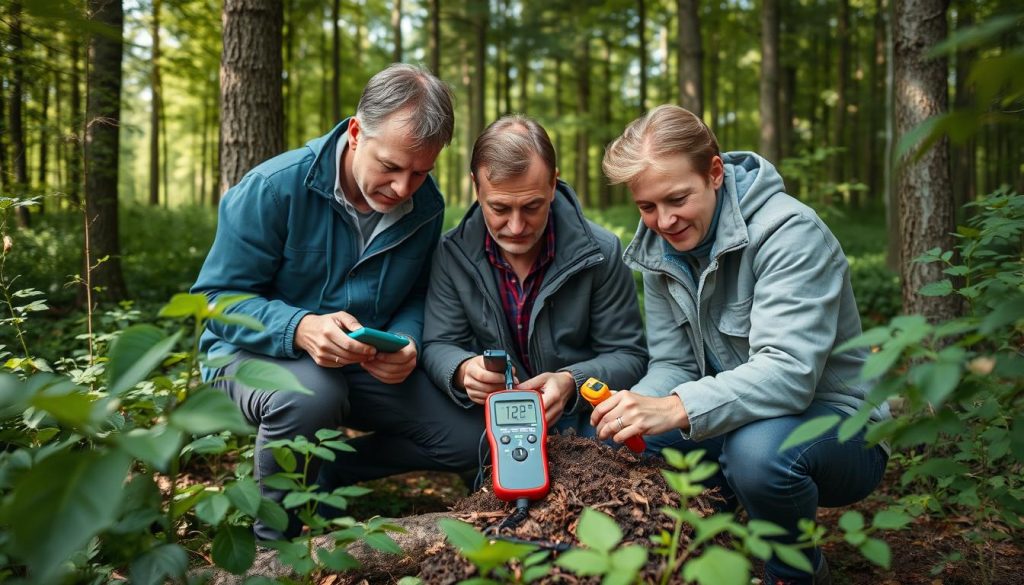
[645, 401, 888, 584]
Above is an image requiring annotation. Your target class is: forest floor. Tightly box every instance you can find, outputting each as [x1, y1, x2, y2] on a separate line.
[338, 437, 1024, 585]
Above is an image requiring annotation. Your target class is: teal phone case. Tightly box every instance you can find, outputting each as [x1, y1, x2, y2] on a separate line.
[347, 327, 410, 352]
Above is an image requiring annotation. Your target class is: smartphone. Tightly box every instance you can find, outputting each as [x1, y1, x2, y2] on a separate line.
[347, 327, 410, 352]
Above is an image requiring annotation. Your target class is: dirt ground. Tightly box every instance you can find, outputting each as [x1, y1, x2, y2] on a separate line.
[345, 435, 1024, 585]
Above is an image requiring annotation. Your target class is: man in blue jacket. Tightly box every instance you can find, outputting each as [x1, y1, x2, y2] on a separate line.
[192, 64, 479, 540]
[422, 115, 647, 434]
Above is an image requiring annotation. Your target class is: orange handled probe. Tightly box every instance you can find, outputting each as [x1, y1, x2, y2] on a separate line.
[581, 377, 647, 454]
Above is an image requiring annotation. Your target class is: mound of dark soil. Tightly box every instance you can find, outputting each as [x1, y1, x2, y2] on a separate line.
[418, 434, 719, 584]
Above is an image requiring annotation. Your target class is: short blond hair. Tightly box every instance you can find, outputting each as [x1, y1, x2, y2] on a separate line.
[602, 105, 720, 185]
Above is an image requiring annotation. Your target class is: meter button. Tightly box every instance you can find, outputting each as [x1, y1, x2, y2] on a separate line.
[500, 434, 511, 444]
[527, 434, 537, 444]
[512, 447, 528, 461]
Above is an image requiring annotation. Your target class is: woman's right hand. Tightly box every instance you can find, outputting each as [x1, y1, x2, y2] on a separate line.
[590, 390, 690, 443]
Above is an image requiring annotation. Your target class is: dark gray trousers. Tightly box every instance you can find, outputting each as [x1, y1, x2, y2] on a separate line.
[215, 351, 484, 540]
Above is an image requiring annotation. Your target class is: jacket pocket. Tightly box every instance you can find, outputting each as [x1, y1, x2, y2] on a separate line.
[713, 296, 753, 337]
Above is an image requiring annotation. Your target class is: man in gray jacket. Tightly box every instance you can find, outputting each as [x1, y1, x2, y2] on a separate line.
[423, 115, 647, 431]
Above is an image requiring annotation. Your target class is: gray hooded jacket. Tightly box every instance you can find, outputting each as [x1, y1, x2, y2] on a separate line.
[423, 181, 648, 408]
[624, 152, 890, 441]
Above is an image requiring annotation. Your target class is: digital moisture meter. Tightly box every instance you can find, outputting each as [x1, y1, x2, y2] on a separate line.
[485, 390, 550, 502]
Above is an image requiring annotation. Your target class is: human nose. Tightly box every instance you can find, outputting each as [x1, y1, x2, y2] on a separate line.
[506, 211, 526, 235]
[392, 173, 414, 198]
[657, 207, 676, 231]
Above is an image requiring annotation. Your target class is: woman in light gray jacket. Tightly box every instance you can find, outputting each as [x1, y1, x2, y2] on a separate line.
[594, 105, 889, 585]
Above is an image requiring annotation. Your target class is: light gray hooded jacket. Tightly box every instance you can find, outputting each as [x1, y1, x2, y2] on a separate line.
[423, 181, 648, 408]
[625, 152, 890, 442]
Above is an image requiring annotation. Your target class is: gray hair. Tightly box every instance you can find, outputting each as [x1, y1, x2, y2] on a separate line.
[356, 63, 455, 150]
[471, 114, 557, 184]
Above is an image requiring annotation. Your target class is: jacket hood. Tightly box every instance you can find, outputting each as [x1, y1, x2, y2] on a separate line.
[623, 151, 786, 273]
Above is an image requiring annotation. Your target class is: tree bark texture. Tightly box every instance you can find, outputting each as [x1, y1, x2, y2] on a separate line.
[833, 0, 851, 183]
[894, 0, 959, 322]
[69, 37, 83, 206]
[150, 0, 162, 206]
[332, 0, 341, 123]
[9, 0, 30, 226]
[219, 0, 284, 194]
[392, 0, 402, 63]
[429, 0, 440, 75]
[637, 0, 648, 113]
[575, 36, 591, 206]
[759, 0, 780, 163]
[676, 0, 702, 117]
[470, 0, 487, 148]
[84, 0, 128, 301]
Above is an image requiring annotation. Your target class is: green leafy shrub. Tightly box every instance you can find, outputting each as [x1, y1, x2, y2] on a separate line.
[789, 188, 1024, 582]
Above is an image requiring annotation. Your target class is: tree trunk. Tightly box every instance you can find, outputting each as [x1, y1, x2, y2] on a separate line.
[708, 1, 719, 126]
[219, 0, 284, 194]
[69, 37, 83, 206]
[637, 0, 648, 113]
[150, 0, 162, 206]
[392, 0, 402, 63]
[951, 0, 976, 217]
[864, 0, 886, 201]
[884, 0, 899, 272]
[780, 66, 796, 160]
[554, 56, 563, 160]
[332, 0, 341, 122]
[429, 0, 441, 75]
[84, 0, 128, 302]
[0, 72, 7, 197]
[833, 0, 850, 184]
[39, 46, 53, 201]
[676, 0, 702, 117]
[9, 0, 30, 227]
[894, 0, 958, 322]
[759, 0, 780, 163]
[574, 35, 590, 206]
[599, 34, 613, 209]
[470, 0, 487, 147]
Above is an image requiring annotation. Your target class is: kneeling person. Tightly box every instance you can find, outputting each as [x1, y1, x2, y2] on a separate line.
[423, 114, 647, 432]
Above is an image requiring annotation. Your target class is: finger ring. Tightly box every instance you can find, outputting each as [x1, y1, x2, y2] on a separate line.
[335, 356, 340, 364]
[616, 416, 625, 432]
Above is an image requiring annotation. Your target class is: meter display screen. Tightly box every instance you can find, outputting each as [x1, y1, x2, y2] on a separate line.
[495, 400, 538, 425]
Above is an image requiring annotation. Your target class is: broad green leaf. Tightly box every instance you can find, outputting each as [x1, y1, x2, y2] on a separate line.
[159, 293, 210, 319]
[610, 545, 648, 572]
[212, 293, 257, 313]
[322, 439, 356, 452]
[834, 326, 891, 354]
[682, 545, 751, 585]
[282, 491, 315, 509]
[183, 435, 229, 455]
[745, 536, 772, 560]
[860, 346, 903, 380]
[225, 477, 262, 517]
[29, 388, 99, 427]
[111, 475, 163, 534]
[363, 532, 402, 555]
[577, 508, 622, 553]
[661, 447, 686, 469]
[116, 425, 184, 472]
[171, 484, 208, 519]
[746, 519, 788, 538]
[772, 543, 813, 574]
[692, 513, 735, 547]
[901, 458, 969, 485]
[838, 407, 873, 443]
[272, 447, 297, 473]
[334, 485, 372, 497]
[212, 525, 256, 574]
[555, 548, 608, 576]
[927, 15, 1022, 56]
[913, 361, 962, 406]
[439, 518, 486, 551]
[838, 511, 865, 533]
[169, 388, 254, 436]
[316, 428, 345, 440]
[107, 325, 183, 396]
[462, 539, 537, 575]
[859, 537, 891, 569]
[778, 415, 840, 452]
[211, 312, 266, 332]
[257, 499, 289, 532]
[201, 353, 238, 370]
[871, 509, 913, 531]
[6, 449, 131, 582]
[919, 279, 953, 297]
[195, 493, 231, 526]
[235, 360, 313, 395]
[317, 547, 360, 571]
[131, 543, 188, 585]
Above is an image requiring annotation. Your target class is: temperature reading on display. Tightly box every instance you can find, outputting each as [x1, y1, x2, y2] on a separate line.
[496, 400, 537, 425]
